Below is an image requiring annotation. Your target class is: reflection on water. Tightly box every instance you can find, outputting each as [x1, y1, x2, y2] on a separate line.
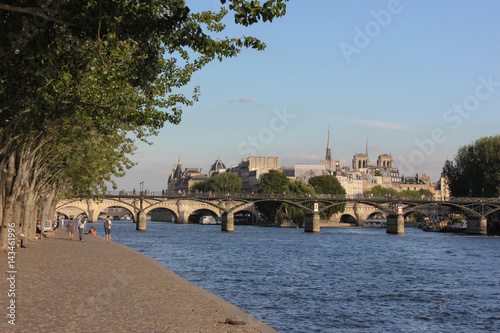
[106, 221, 500, 333]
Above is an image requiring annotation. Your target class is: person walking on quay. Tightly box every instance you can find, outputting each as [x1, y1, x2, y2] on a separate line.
[36, 220, 43, 240]
[67, 217, 76, 240]
[77, 217, 87, 241]
[104, 215, 112, 243]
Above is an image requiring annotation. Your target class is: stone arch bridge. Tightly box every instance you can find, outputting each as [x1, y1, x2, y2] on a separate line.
[56, 194, 500, 235]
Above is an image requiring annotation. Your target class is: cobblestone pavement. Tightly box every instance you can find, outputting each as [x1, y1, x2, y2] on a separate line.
[0, 230, 278, 333]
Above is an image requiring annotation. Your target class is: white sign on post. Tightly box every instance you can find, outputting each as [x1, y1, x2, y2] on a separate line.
[314, 203, 319, 212]
[398, 206, 403, 214]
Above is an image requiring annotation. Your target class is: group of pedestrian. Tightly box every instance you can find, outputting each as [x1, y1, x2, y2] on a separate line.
[63, 215, 112, 242]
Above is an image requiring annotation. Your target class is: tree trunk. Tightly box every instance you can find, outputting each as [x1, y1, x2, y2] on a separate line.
[0, 153, 18, 252]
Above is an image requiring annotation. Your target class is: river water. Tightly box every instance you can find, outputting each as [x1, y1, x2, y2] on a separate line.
[108, 222, 500, 333]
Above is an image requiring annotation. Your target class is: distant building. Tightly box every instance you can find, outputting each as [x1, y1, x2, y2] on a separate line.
[376, 153, 394, 168]
[208, 158, 226, 177]
[320, 128, 342, 173]
[352, 140, 370, 171]
[392, 173, 435, 194]
[167, 159, 207, 194]
[336, 172, 364, 197]
[234, 156, 280, 193]
[281, 166, 295, 181]
[166, 132, 445, 198]
[295, 164, 327, 183]
[436, 175, 450, 200]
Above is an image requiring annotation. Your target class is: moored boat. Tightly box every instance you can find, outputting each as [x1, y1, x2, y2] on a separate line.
[364, 218, 387, 228]
[439, 221, 467, 233]
[199, 215, 220, 224]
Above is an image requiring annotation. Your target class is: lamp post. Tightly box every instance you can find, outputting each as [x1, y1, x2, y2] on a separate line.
[140, 181, 144, 195]
[482, 188, 484, 215]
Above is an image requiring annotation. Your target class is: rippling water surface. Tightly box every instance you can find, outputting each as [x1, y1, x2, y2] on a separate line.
[108, 222, 500, 333]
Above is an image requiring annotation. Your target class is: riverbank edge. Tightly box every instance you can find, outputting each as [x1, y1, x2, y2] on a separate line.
[107, 236, 278, 333]
[0, 230, 279, 332]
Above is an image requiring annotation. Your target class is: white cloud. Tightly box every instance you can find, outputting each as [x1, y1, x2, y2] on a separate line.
[228, 97, 256, 104]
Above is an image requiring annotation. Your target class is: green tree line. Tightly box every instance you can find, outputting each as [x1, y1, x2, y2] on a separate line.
[191, 172, 242, 194]
[256, 171, 346, 227]
[0, 0, 288, 251]
[443, 135, 500, 197]
[364, 185, 433, 198]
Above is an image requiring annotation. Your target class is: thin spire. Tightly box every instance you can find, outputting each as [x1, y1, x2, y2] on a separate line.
[365, 138, 368, 156]
[325, 128, 332, 160]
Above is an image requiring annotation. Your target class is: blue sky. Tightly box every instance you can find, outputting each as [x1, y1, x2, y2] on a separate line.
[112, 0, 500, 192]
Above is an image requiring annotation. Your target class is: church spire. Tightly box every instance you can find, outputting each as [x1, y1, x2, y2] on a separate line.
[365, 138, 368, 156]
[325, 128, 332, 160]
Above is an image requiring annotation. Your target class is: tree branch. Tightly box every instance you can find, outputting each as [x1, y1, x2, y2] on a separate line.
[0, 4, 75, 26]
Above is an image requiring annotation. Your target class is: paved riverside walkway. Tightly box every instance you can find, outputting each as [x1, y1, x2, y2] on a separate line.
[0, 230, 278, 333]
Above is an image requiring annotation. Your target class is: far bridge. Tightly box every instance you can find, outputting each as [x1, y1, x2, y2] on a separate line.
[56, 193, 500, 235]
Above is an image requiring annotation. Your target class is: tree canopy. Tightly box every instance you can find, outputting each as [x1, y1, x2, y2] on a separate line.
[364, 185, 433, 198]
[258, 169, 290, 194]
[308, 175, 346, 220]
[255, 169, 290, 222]
[364, 185, 399, 197]
[442, 135, 500, 197]
[191, 172, 242, 194]
[275, 180, 316, 227]
[308, 175, 346, 196]
[0, 0, 288, 251]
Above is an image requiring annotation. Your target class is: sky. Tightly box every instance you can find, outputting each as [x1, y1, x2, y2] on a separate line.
[111, 0, 500, 192]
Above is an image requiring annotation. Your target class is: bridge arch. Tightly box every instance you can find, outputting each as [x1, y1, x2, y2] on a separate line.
[366, 211, 387, 219]
[233, 209, 259, 225]
[57, 198, 140, 223]
[142, 200, 180, 223]
[57, 205, 87, 220]
[94, 202, 138, 223]
[188, 208, 220, 224]
[339, 214, 356, 224]
[148, 207, 178, 223]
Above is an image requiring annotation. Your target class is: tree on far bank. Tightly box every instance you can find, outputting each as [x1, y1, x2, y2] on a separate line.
[400, 189, 433, 198]
[258, 169, 290, 194]
[308, 175, 346, 196]
[364, 185, 433, 198]
[442, 135, 500, 197]
[275, 180, 316, 227]
[191, 172, 242, 194]
[255, 170, 290, 222]
[364, 185, 398, 197]
[308, 175, 346, 221]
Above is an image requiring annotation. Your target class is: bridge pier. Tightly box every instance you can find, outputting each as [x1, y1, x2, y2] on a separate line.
[176, 201, 190, 224]
[387, 215, 404, 234]
[88, 208, 100, 224]
[136, 211, 147, 231]
[221, 212, 234, 232]
[305, 212, 320, 233]
[466, 217, 487, 235]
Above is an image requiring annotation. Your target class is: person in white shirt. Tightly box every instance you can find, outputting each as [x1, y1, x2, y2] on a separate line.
[77, 217, 87, 241]
[104, 216, 112, 243]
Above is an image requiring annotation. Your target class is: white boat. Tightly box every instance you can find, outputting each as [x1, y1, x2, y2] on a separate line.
[364, 218, 387, 228]
[199, 216, 220, 225]
[441, 221, 467, 233]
